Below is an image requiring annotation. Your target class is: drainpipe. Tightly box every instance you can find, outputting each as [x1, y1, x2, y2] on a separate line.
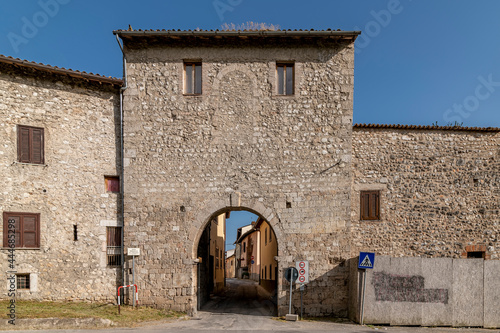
[115, 34, 128, 289]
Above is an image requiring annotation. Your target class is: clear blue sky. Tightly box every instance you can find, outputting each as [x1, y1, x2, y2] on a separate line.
[2, 1, 499, 127]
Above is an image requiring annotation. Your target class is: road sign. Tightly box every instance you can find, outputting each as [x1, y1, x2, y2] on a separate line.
[295, 260, 309, 283]
[285, 267, 298, 283]
[251, 260, 255, 264]
[128, 248, 140, 256]
[358, 252, 375, 269]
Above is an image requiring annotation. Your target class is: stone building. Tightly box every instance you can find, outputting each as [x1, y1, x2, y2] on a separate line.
[0, 28, 498, 321]
[0, 55, 123, 301]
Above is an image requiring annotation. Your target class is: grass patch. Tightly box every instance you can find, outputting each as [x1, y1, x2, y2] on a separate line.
[0, 300, 184, 326]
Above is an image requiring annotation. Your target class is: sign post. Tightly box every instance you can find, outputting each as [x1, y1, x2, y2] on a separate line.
[358, 252, 375, 325]
[285, 267, 298, 320]
[128, 248, 140, 307]
[295, 260, 309, 320]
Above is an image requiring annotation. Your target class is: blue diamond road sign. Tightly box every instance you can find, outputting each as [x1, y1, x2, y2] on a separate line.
[358, 252, 375, 269]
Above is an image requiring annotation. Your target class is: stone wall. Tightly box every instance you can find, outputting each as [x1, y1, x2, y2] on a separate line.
[349, 256, 500, 328]
[351, 127, 499, 259]
[0, 63, 121, 301]
[121, 37, 355, 316]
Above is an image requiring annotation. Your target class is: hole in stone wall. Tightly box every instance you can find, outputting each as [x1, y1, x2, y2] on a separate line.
[180, 206, 186, 212]
[73, 225, 78, 241]
[286, 202, 292, 208]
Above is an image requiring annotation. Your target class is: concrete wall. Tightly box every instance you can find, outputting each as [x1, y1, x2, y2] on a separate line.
[349, 256, 500, 328]
[0, 62, 121, 301]
[121, 36, 355, 315]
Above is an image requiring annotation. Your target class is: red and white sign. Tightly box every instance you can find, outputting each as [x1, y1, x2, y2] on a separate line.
[251, 256, 254, 260]
[295, 260, 309, 284]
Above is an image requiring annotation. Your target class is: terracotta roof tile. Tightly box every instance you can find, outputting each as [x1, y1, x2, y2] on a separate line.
[0, 54, 122, 86]
[353, 123, 500, 132]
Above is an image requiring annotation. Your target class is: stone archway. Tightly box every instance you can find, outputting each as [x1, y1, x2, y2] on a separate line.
[192, 201, 281, 315]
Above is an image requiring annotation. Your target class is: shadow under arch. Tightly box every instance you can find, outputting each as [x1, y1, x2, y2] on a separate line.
[192, 201, 281, 316]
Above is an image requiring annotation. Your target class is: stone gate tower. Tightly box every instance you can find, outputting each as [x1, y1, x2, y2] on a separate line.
[114, 29, 360, 316]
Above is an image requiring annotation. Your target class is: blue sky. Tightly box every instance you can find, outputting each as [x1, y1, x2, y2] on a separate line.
[1, 1, 500, 127]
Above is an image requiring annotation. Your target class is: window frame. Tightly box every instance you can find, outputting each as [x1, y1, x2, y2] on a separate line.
[276, 62, 294, 95]
[3, 212, 41, 249]
[16, 274, 30, 290]
[17, 125, 44, 164]
[184, 61, 202, 95]
[360, 190, 380, 221]
[106, 226, 122, 267]
[104, 176, 120, 193]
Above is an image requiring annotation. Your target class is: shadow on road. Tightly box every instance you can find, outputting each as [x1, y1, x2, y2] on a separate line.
[200, 278, 277, 317]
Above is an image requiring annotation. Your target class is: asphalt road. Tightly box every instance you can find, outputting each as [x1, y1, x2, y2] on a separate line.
[3, 278, 497, 332]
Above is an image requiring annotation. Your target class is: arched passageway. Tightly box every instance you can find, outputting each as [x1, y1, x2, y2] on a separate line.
[195, 209, 278, 316]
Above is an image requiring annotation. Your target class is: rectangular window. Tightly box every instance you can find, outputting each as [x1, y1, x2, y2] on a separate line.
[184, 62, 202, 94]
[277, 63, 294, 95]
[269, 228, 272, 243]
[16, 274, 30, 290]
[360, 191, 380, 220]
[105, 176, 120, 193]
[106, 227, 122, 266]
[243, 242, 246, 253]
[18, 125, 44, 164]
[3, 212, 40, 248]
[264, 228, 267, 246]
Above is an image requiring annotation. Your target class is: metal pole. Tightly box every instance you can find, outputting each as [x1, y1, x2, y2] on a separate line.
[300, 284, 303, 320]
[289, 276, 293, 314]
[360, 269, 366, 325]
[132, 256, 135, 308]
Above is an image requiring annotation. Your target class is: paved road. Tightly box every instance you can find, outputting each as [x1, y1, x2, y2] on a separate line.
[3, 278, 497, 332]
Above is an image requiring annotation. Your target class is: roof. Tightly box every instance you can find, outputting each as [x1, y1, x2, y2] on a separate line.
[235, 227, 257, 244]
[0, 54, 122, 87]
[113, 28, 360, 43]
[354, 123, 500, 133]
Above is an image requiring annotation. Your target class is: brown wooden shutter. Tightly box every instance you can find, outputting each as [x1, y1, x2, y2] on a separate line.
[31, 128, 44, 164]
[360, 191, 380, 220]
[3, 213, 39, 248]
[19, 127, 31, 163]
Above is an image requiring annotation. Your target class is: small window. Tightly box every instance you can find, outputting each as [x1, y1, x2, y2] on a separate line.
[360, 191, 380, 220]
[277, 63, 294, 95]
[467, 251, 485, 259]
[106, 227, 122, 266]
[269, 228, 272, 243]
[16, 274, 30, 290]
[184, 62, 202, 94]
[105, 176, 120, 193]
[3, 212, 40, 248]
[243, 242, 246, 253]
[264, 228, 268, 246]
[264, 266, 267, 279]
[269, 264, 272, 279]
[17, 125, 44, 164]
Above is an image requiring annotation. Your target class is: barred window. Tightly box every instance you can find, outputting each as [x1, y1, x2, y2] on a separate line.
[107, 227, 122, 266]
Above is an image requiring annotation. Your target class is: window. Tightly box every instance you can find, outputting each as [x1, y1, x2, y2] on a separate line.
[243, 242, 246, 253]
[269, 264, 272, 279]
[17, 125, 44, 164]
[106, 227, 122, 266]
[3, 212, 40, 248]
[269, 228, 272, 243]
[264, 266, 267, 279]
[184, 62, 202, 94]
[105, 176, 120, 193]
[16, 274, 30, 290]
[265, 228, 268, 246]
[276, 63, 294, 95]
[360, 191, 380, 220]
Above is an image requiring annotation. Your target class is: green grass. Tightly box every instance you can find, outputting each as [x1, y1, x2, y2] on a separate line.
[0, 300, 185, 326]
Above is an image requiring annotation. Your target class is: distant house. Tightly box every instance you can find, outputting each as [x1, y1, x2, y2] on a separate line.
[255, 218, 277, 293]
[235, 223, 260, 281]
[225, 249, 235, 278]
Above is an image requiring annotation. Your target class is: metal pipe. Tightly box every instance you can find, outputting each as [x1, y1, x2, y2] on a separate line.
[115, 34, 128, 292]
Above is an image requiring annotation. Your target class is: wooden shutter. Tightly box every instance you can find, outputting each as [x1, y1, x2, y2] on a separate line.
[31, 128, 44, 164]
[3, 212, 40, 248]
[18, 126, 44, 164]
[19, 127, 31, 163]
[360, 191, 380, 220]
